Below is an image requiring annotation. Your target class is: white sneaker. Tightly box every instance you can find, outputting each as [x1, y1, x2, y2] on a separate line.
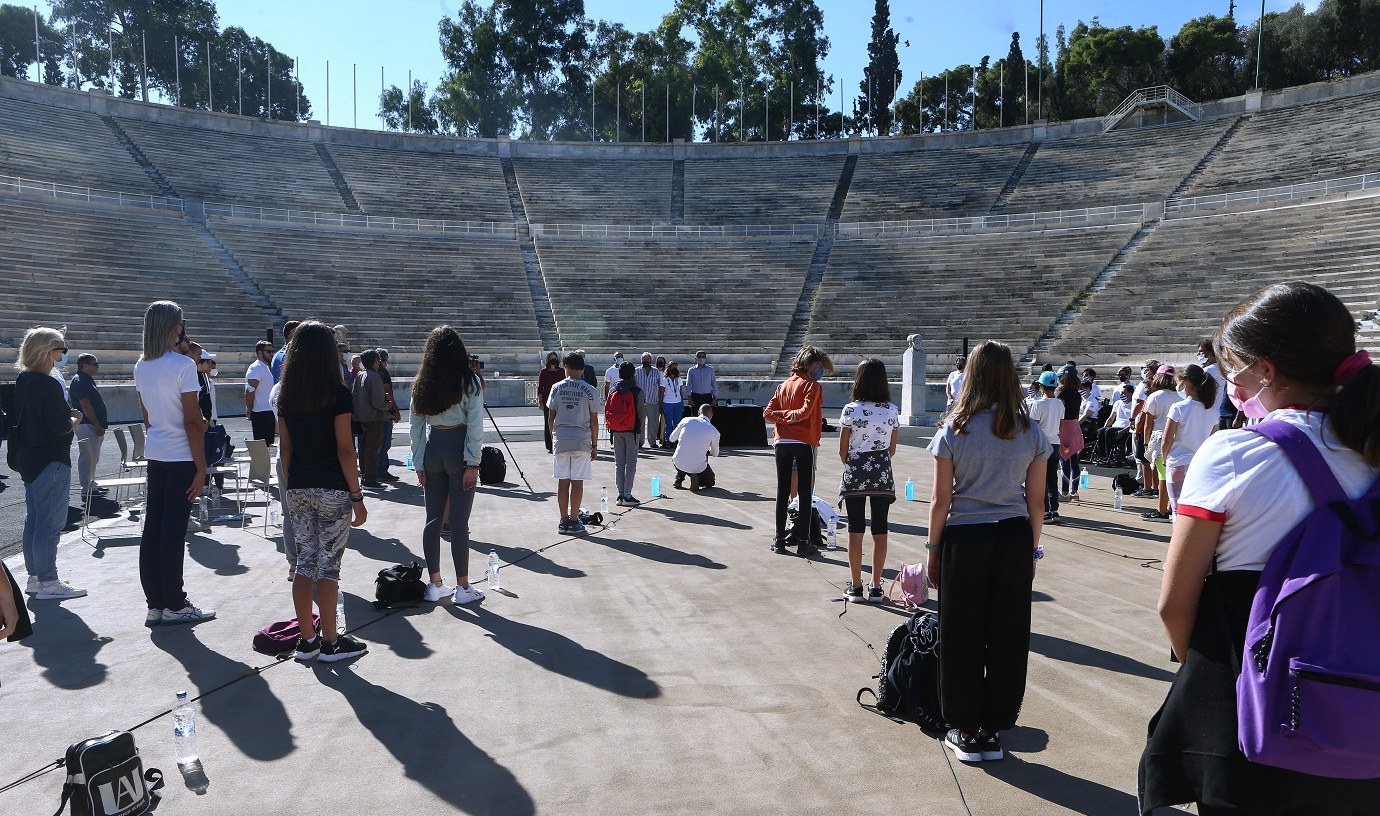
[453, 585, 485, 605]
[145, 608, 163, 627]
[35, 580, 88, 600]
[162, 603, 216, 625]
[423, 582, 454, 602]
[25, 576, 39, 596]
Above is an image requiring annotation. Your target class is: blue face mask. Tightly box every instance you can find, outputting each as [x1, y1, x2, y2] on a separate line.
[1177, 388, 1188, 400]
[808, 365, 824, 382]
[55, 351, 68, 368]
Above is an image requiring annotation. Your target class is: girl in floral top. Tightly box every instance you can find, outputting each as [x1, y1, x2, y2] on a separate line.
[837, 358, 900, 602]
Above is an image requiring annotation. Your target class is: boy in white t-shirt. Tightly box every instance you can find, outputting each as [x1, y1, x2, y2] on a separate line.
[944, 356, 966, 411]
[547, 352, 599, 534]
[1140, 366, 1180, 520]
[1160, 365, 1219, 513]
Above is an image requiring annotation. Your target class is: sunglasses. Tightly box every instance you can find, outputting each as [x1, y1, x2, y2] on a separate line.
[53, 347, 69, 353]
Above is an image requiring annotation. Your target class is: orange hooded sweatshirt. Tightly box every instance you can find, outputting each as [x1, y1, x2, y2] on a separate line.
[764, 372, 822, 446]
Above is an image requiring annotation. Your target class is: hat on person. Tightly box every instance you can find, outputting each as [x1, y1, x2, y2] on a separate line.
[199, 349, 216, 361]
[1038, 371, 1059, 388]
[1156, 364, 1176, 375]
[1059, 363, 1078, 379]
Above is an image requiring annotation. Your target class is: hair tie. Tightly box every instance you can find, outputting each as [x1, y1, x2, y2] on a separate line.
[1333, 350, 1372, 384]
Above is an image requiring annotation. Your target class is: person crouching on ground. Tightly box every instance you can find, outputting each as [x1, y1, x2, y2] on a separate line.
[410, 326, 486, 605]
[671, 403, 720, 491]
[765, 345, 832, 558]
[927, 340, 1048, 763]
[837, 358, 900, 603]
[277, 321, 369, 661]
[547, 352, 598, 534]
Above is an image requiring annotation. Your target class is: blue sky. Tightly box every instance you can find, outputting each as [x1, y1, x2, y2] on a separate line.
[38, 0, 1320, 128]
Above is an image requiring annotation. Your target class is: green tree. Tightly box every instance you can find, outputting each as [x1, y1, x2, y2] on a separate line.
[0, 5, 65, 84]
[380, 79, 443, 134]
[1055, 20, 1165, 118]
[498, 0, 589, 137]
[895, 65, 975, 133]
[1242, 5, 1328, 89]
[1166, 14, 1243, 100]
[433, 1, 520, 138]
[856, 0, 899, 135]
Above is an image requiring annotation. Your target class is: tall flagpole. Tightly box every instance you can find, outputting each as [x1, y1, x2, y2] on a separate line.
[616, 80, 620, 142]
[999, 62, 1004, 128]
[141, 30, 148, 101]
[326, 60, 330, 125]
[352, 63, 357, 127]
[765, 81, 770, 141]
[264, 45, 270, 118]
[237, 48, 242, 114]
[175, 35, 181, 105]
[406, 69, 412, 131]
[206, 40, 212, 110]
[920, 71, 924, 131]
[691, 85, 696, 141]
[1025, 60, 1030, 124]
[590, 73, 595, 141]
[1038, 0, 1044, 121]
[1255, 0, 1265, 89]
[971, 66, 976, 130]
[665, 83, 669, 142]
[33, 6, 39, 83]
[641, 81, 645, 142]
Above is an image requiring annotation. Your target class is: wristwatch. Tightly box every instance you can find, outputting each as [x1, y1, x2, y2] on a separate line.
[1033, 545, 1045, 562]
[349, 492, 365, 503]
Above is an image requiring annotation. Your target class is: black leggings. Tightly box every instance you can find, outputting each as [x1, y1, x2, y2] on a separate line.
[774, 444, 815, 541]
[843, 495, 890, 534]
[422, 426, 477, 579]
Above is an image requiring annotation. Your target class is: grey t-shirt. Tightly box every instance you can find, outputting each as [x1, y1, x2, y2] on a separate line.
[927, 409, 1050, 526]
[546, 377, 598, 454]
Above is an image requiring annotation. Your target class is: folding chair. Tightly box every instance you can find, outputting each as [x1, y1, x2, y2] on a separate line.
[244, 439, 281, 537]
[80, 436, 146, 544]
[112, 427, 147, 478]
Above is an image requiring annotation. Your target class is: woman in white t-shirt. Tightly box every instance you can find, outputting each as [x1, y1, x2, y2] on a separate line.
[1159, 364, 1218, 513]
[944, 356, 965, 410]
[661, 361, 685, 445]
[1140, 366, 1179, 521]
[1141, 282, 1380, 815]
[133, 301, 213, 626]
[836, 359, 900, 603]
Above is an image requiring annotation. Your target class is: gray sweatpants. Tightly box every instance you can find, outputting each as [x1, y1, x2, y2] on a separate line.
[612, 431, 638, 496]
[422, 426, 477, 579]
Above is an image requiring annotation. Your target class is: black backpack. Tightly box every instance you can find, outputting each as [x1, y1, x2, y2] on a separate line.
[479, 446, 506, 485]
[372, 562, 426, 610]
[54, 730, 163, 816]
[857, 611, 946, 732]
[784, 505, 824, 548]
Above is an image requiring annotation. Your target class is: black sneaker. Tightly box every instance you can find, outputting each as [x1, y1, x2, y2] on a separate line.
[843, 583, 863, 602]
[976, 730, 1003, 761]
[293, 636, 321, 661]
[866, 585, 885, 604]
[945, 729, 983, 762]
[319, 634, 368, 662]
[797, 543, 822, 559]
[1141, 510, 1172, 521]
[558, 519, 572, 534]
[772, 540, 789, 554]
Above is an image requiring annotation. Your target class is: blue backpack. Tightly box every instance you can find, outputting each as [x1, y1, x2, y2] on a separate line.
[1235, 420, 1380, 778]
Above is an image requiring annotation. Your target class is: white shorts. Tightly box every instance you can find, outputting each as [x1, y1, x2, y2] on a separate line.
[553, 451, 593, 481]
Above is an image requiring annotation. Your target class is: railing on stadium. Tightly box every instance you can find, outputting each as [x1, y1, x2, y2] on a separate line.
[532, 223, 824, 240]
[834, 202, 1156, 239]
[1103, 86, 1204, 131]
[1164, 172, 1380, 216]
[0, 174, 183, 213]
[201, 202, 518, 237]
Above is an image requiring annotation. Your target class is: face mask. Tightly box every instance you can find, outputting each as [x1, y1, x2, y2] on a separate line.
[1141, 371, 1151, 382]
[1176, 388, 1188, 400]
[1229, 382, 1270, 420]
[1196, 354, 1209, 366]
[808, 365, 824, 382]
[696, 358, 706, 366]
[55, 351, 68, 368]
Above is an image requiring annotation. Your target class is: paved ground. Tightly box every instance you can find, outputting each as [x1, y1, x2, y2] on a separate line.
[0, 416, 1193, 815]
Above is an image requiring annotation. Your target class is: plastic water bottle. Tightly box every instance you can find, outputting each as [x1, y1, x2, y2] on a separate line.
[486, 549, 501, 591]
[905, 477, 915, 502]
[268, 499, 280, 527]
[405, 453, 414, 471]
[197, 495, 209, 525]
[210, 485, 221, 510]
[335, 594, 347, 634]
[1079, 467, 1090, 489]
[600, 487, 609, 515]
[1114, 483, 1123, 511]
[827, 516, 839, 550]
[650, 475, 661, 498]
[173, 691, 199, 764]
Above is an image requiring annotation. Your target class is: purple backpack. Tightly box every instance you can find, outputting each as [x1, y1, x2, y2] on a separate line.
[253, 614, 320, 656]
[1235, 420, 1380, 778]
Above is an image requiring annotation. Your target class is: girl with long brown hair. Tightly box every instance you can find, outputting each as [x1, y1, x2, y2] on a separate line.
[926, 340, 1048, 763]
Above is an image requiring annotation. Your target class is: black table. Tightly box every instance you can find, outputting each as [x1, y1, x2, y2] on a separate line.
[711, 405, 770, 447]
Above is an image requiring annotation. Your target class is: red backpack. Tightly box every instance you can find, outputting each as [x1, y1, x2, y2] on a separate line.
[605, 387, 637, 432]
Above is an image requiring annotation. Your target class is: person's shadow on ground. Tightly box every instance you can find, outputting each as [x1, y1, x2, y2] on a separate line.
[449, 604, 660, 699]
[316, 665, 535, 815]
[592, 536, 726, 570]
[150, 627, 295, 762]
[21, 601, 112, 689]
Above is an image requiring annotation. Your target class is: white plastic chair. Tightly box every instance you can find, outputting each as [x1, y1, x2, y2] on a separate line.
[244, 439, 281, 537]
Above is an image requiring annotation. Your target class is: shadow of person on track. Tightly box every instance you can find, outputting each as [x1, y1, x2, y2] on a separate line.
[150, 627, 294, 762]
[21, 601, 112, 689]
[593, 536, 726, 570]
[449, 604, 660, 699]
[316, 664, 536, 815]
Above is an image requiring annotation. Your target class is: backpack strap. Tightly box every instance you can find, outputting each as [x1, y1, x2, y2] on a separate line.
[1249, 419, 1348, 508]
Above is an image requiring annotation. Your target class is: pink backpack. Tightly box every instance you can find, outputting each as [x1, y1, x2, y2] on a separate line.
[887, 563, 929, 607]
